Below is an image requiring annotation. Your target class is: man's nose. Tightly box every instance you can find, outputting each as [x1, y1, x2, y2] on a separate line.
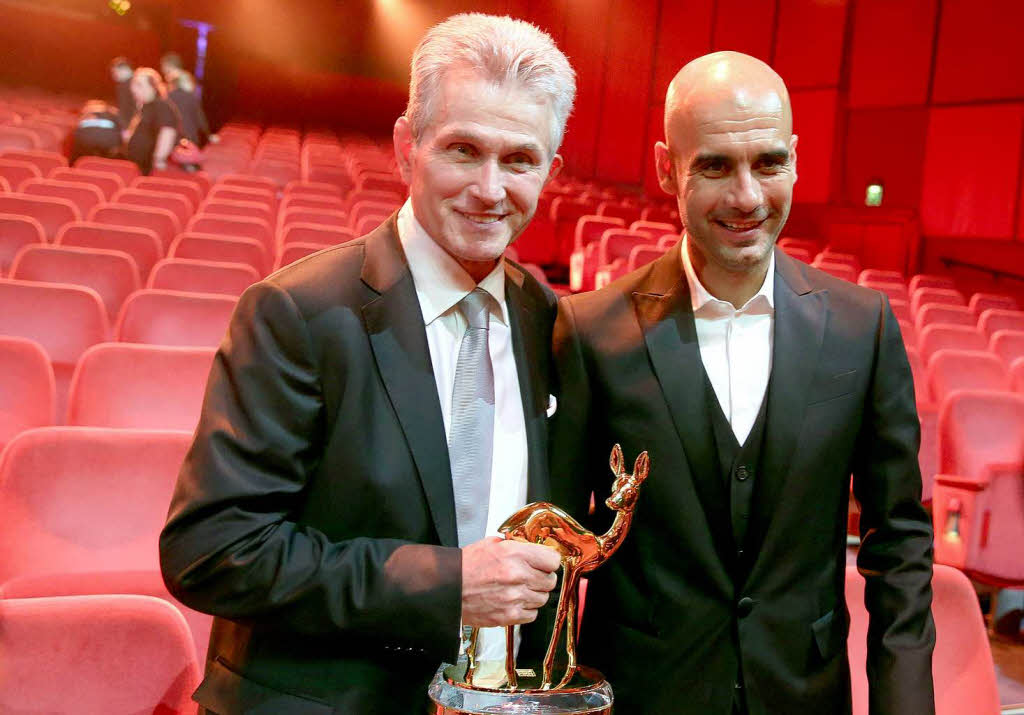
[726, 167, 763, 213]
[470, 159, 506, 205]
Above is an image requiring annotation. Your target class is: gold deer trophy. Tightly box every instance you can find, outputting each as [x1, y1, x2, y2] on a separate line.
[464, 444, 650, 692]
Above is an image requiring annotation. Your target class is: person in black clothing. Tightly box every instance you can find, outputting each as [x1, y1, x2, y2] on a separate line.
[109, 57, 135, 128]
[123, 67, 180, 175]
[166, 69, 218, 147]
[69, 100, 122, 164]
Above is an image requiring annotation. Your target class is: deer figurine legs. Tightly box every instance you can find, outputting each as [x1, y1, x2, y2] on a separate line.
[541, 561, 580, 689]
[465, 626, 480, 686]
[555, 571, 583, 689]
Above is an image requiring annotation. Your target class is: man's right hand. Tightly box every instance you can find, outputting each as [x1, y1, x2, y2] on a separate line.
[461, 536, 561, 627]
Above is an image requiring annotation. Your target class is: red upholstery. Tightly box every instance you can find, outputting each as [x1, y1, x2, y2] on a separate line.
[777, 236, 820, 255]
[200, 198, 274, 227]
[918, 324, 987, 366]
[0, 595, 200, 714]
[131, 176, 201, 211]
[927, 349, 1009, 404]
[550, 197, 597, 266]
[907, 346, 936, 502]
[356, 172, 405, 195]
[813, 260, 858, 283]
[73, 156, 140, 185]
[990, 329, 1024, 367]
[909, 273, 956, 294]
[56, 221, 163, 283]
[598, 229, 651, 266]
[978, 308, 1024, 340]
[149, 257, 259, 297]
[0, 148, 66, 176]
[150, 167, 210, 196]
[276, 242, 329, 269]
[20, 177, 104, 216]
[0, 278, 108, 415]
[569, 215, 623, 292]
[171, 232, 269, 276]
[207, 183, 275, 210]
[858, 268, 904, 284]
[915, 304, 976, 333]
[67, 343, 215, 429]
[596, 200, 642, 225]
[280, 222, 355, 248]
[629, 220, 678, 241]
[347, 191, 404, 213]
[846, 564, 1000, 715]
[911, 287, 965, 317]
[219, 173, 277, 193]
[116, 288, 236, 348]
[968, 292, 1018, 316]
[0, 158, 41, 192]
[513, 214, 556, 266]
[280, 206, 348, 231]
[627, 244, 663, 271]
[113, 188, 193, 230]
[0, 427, 191, 583]
[89, 202, 180, 252]
[284, 179, 343, 200]
[0, 126, 42, 151]
[0, 192, 78, 240]
[814, 250, 860, 274]
[0, 336, 54, 453]
[349, 199, 400, 226]
[0, 212, 44, 274]
[281, 193, 346, 213]
[933, 391, 1024, 585]
[1011, 357, 1024, 393]
[898, 319, 918, 352]
[888, 298, 911, 323]
[187, 214, 273, 255]
[860, 280, 910, 303]
[640, 204, 679, 226]
[780, 245, 811, 263]
[49, 167, 124, 200]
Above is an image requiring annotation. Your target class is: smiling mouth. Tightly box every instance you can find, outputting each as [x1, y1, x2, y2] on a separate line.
[716, 217, 766, 232]
[456, 209, 507, 225]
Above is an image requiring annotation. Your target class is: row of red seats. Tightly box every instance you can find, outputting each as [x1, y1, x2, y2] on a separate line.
[0, 90, 75, 154]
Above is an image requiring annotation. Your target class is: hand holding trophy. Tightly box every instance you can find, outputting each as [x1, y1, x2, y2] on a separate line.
[430, 444, 650, 714]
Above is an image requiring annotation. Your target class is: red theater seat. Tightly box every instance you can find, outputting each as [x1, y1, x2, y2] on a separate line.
[187, 214, 273, 255]
[927, 350, 1009, 404]
[778, 237, 820, 255]
[200, 198, 274, 227]
[629, 220, 677, 241]
[860, 280, 910, 304]
[814, 250, 860, 274]
[347, 191, 404, 213]
[89, 203, 179, 252]
[551, 196, 597, 267]
[281, 193, 346, 213]
[897, 319, 918, 351]
[0, 158, 40, 193]
[915, 304, 976, 333]
[73, 156, 140, 186]
[0, 149, 66, 177]
[219, 173, 277, 193]
[990, 329, 1024, 367]
[9, 244, 139, 321]
[888, 298, 911, 323]
[56, 222, 162, 283]
[640, 204, 679, 226]
[150, 168, 210, 196]
[116, 289, 236, 348]
[846, 565, 1000, 715]
[357, 172, 405, 196]
[149, 257, 259, 297]
[0, 595, 200, 715]
[932, 391, 1024, 588]
[911, 287, 966, 318]
[0, 278, 108, 414]
[130, 176, 200, 212]
[277, 242, 327, 269]
[569, 215, 623, 292]
[978, 308, 1024, 340]
[0, 336, 54, 453]
[0, 212, 44, 274]
[207, 184, 275, 212]
[171, 232, 269, 276]
[0, 126, 41, 151]
[813, 260, 858, 283]
[909, 274, 956, 294]
[858, 268, 904, 284]
[20, 178, 104, 217]
[49, 167, 124, 200]
[969, 292, 1018, 317]
[280, 222, 354, 248]
[280, 206, 348, 231]
[628, 245, 663, 271]
[66, 343, 215, 430]
[918, 324, 987, 367]
[284, 179, 343, 200]
[113, 188, 192, 230]
[597, 200, 642, 225]
[1012, 358, 1024, 393]
[303, 165, 355, 195]
[780, 245, 811, 263]
[0, 193, 78, 240]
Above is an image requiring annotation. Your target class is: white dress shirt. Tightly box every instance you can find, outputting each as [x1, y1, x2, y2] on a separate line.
[680, 237, 775, 446]
[396, 200, 528, 668]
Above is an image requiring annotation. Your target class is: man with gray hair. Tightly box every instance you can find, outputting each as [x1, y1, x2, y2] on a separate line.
[160, 13, 575, 714]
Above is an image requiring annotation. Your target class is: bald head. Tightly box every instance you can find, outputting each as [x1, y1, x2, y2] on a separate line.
[665, 51, 792, 146]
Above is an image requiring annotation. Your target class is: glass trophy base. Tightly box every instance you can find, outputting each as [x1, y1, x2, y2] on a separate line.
[428, 662, 613, 714]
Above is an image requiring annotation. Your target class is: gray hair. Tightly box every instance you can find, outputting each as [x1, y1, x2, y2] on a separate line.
[405, 13, 576, 157]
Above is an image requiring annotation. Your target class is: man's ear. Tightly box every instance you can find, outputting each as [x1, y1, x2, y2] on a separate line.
[545, 154, 563, 185]
[790, 134, 799, 184]
[654, 141, 677, 196]
[393, 116, 415, 185]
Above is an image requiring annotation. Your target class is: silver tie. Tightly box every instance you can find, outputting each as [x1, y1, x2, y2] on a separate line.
[448, 288, 495, 547]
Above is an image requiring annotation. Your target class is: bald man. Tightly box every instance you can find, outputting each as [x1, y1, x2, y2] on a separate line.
[549, 52, 935, 714]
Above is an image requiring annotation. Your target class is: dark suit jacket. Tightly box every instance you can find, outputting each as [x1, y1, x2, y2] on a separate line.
[159, 217, 558, 714]
[550, 246, 935, 715]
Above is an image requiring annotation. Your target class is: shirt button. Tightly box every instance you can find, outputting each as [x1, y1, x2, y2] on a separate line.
[737, 596, 755, 617]
[735, 465, 750, 481]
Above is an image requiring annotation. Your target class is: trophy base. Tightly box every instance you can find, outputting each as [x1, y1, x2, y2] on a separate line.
[428, 662, 613, 714]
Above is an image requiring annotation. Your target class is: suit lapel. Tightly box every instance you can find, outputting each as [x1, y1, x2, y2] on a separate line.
[505, 265, 551, 504]
[632, 250, 735, 569]
[361, 218, 458, 547]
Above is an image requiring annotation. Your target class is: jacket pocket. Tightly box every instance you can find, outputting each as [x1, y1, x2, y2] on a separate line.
[807, 369, 858, 407]
[193, 657, 334, 715]
[810, 609, 847, 661]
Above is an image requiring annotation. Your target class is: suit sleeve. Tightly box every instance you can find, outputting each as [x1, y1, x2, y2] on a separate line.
[851, 294, 936, 715]
[159, 280, 462, 656]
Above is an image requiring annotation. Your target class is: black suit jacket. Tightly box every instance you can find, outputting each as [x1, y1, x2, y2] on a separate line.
[550, 246, 935, 715]
[159, 217, 558, 714]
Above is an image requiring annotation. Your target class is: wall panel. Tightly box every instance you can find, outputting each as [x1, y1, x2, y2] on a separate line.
[932, 0, 1024, 104]
[842, 108, 929, 209]
[773, 0, 849, 89]
[790, 89, 839, 204]
[847, 0, 936, 108]
[651, 0, 715, 100]
[711, 0, 776, 63]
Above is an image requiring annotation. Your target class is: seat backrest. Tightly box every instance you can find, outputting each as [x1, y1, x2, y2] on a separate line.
[918, 324, 987, 366]
[20, 178, 104, 220]
[200, 198, 274, 227]
[149, 167, 210, 196]
[599, 229, 651, 265]
[858, 268, 904, 285]
[915, 304, 976, 333]
[780, 246, 811, 263]
[0, 212, 44, 274]
[574, 215, 623, 251]
[0, 595, 200, 714]
[0, 158, 41, 192]
[927, 349, 1009, 404]
[0, 126, 41, 151]
[861, 281, 910, 304]
[846, 564, 1000, 715]
[116, 288, 237, 348]
[349, 199, 398, 226]
[207, 183, 275, 209]
[88, 202, 180, 252]
[0, 427, 191, 582]
[284, 179, 343, 200]
[990, 329, 1024, 367]
[219, 173, 277, 193]
[131, 176, 201, 211]
[1011, 357, 1024, 393]
[0, 336, 54, 454]
[978, 308, 1024, 340]
[909, 273, 956, 294]
[10, 244, 139, 321]
[0, 149, 67, 176]
[897, 319, 918, 352]
[627, 245, 663, 271]
[968, 292, 1018, 316]
[49, 167, 124, 200]
[550, 196, 595, 225]
[911, 287, 965, 316]
[640, 204, 679, 226]
[280, 206, 348, 230]
[628, 220, 678, 241]
[73, 156, 140, 185]
[55, 221, 163, 283]
[888, 298, 911, 323]
[281, 193, 346, 213]
[814, 260, 858, 283]
[113, 188, 193, 229]
[170, 233, 269, 276]
[0, 192, 79, 240]
[187, 214, 272, 254]
[814, 250, 860, 271]
[905, 346, 929, 405]
[938, 390, 1024, 481]
[149, 257, 259, 297]
[354, 213, 390, 236]
[67, 342, 215, 430]
[277, 242, 327, 269]
[280, 222, 354, 248]
[596, 200, 642, 224]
